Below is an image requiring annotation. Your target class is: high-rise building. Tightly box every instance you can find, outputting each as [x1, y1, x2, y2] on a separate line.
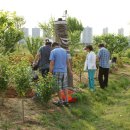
[19, 28, 29, 43]
[22, 28, 29, 37]
[80, 26, 93, 45]
[103, 27, 108, 35]
[32, 28, 40, 37]
[118, 28, 124, 35]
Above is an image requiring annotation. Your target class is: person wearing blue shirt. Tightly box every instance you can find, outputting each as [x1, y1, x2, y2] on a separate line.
[97, 44, 110, 89]
[49, 42, 72, 106]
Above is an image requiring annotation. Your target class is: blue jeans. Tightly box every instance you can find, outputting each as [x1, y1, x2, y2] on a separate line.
[88, 69, 96, 90]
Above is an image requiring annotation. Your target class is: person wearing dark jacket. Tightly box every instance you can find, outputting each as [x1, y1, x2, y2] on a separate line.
[33, 39, 52, 77]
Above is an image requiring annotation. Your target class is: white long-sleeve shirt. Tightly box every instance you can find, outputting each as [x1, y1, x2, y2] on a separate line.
[85, 51, 96, 70]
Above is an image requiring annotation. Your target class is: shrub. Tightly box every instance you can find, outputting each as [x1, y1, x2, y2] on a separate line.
[127, 51, 130, 58]
[8, 52, 33, 65]
[0, 60, 9, 91]
[36, 73, 57, 104]
[116, 57, 123, 67]
[14, 61, 31, 97]
[122, 57, 130, 64]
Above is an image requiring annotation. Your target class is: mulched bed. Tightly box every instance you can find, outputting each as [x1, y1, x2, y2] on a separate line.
[0, 87, 35, 98]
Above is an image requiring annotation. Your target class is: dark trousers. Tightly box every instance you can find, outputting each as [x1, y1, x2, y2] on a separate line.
[98, 66, 109, 89]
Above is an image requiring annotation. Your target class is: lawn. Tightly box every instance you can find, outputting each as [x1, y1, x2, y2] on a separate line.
[0, 65, 130, 130]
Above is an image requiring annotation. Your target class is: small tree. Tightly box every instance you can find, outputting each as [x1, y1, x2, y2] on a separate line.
[68, 31, 83, 55]
[39, 17, 55, 39]
[72, 51, 86, 82]
[14, 61, 31, 123]
[13, 14, 26, 29]
[36, 73, 57, 105]
[67, 17, 83, 33]
[67, 17, 84, 55]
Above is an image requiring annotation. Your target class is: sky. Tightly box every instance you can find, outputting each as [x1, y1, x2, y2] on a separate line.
[0, 0, 130, 36]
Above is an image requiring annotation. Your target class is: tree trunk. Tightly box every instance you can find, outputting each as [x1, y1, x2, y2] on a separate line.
[0, 92, 5, 106]
[21, 98, 25, 123]
[79, 72, 82, 82]
[67, 58, 73, 87]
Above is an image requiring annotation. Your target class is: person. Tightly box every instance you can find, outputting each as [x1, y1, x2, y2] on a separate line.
[84, 45, 96, 91]
[49, 42, 72, 106]
[97, 43, 110, 89]
[33, 39, 52, 77]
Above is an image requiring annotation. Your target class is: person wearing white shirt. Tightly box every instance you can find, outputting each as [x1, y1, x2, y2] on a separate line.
[84, 45, 96, 91]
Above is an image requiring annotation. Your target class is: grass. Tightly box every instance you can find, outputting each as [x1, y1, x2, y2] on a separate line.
[1, 65, 130, 130]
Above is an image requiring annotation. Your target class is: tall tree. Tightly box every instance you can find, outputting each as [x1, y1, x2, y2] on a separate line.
[67, 17, 84, 55]
[13, 12, 26, 29]
[25, 37, 43, 58]
[39, 17, 55, 40]
[67, 17, 83, 33]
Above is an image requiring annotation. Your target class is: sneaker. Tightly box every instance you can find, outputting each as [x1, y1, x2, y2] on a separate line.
[63, 102, 70, 107]
[53, 101, 63, 107]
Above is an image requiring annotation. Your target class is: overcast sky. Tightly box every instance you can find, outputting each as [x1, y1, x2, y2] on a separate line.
[0, 0, 130, 35]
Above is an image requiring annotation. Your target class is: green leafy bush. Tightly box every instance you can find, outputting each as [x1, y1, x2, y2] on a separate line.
[116, 57, 124, 67]
[36, 73, 57, 104]
[14, 61, 31, 97]
[127, 51, 130, 58]
[0, 58, 9, 92]
[122, 57, 130, 64]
